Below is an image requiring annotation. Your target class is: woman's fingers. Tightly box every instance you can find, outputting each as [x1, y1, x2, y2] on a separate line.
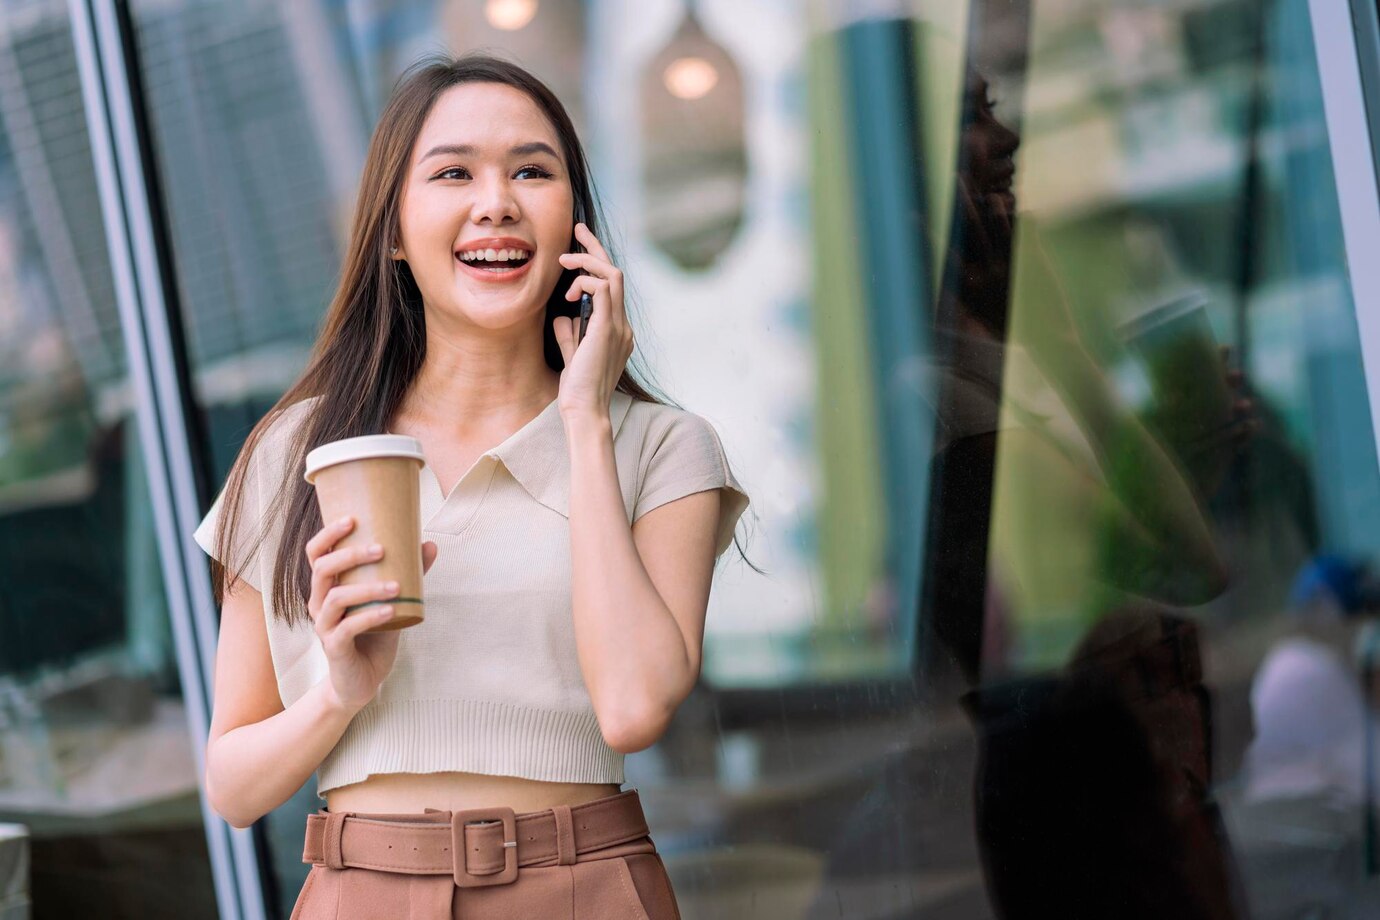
[331, 604, 401, 648]
[422, 540, 438, 574]
[551, 315, 577, 366]
[562, 274, 630, 346]
[315, 579, 401, 636]
[562, 271, 608, 302]
[306, 517, 354, 619]
[557, 250, 621, 286]
[309, 541, 383, 618]
[315, 542, 383, 581]
[561, 276, 612, 340]
[573, 221, 612, 262]
[307, 516, 354, 561]
[558, 224, 625, 322]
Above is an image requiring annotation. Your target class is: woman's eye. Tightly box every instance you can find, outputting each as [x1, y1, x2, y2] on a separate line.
[435, 165, 552, 180]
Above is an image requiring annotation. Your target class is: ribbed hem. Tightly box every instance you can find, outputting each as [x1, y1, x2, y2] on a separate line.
[316, 698, 625, 796]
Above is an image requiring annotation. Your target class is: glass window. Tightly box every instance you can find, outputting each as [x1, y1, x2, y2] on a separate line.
[116, 0, 1380, 916]
[0, 2, 216, 914]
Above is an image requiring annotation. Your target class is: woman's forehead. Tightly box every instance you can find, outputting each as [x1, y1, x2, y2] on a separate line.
[420, 83, 554, 146]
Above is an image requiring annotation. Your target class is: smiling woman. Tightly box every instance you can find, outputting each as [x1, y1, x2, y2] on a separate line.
[192, 51, 753, 919]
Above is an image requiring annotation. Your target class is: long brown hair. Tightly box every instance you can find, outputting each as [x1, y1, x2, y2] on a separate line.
[211, 51, 759, 623]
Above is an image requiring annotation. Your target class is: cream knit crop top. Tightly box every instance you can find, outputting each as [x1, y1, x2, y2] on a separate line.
[192, 390, 750, 796]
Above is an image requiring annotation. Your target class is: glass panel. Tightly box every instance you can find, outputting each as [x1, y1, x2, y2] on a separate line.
[0, 1, 216, 915]
[125, 0, 1380, 917]
[918, 0, 1380, 917]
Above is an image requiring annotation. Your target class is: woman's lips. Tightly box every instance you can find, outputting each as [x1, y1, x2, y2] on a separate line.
[455, 253, 534, 283]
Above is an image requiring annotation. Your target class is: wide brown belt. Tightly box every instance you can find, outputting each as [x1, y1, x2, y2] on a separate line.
[302, 788, 649, 888]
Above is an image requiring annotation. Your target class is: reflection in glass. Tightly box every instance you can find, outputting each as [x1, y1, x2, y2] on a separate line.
[640, 1, 747, 270]
[906, 0, 1380, 916]
[0, 3, 215, 915]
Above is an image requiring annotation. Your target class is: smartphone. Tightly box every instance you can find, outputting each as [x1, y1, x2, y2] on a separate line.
[578, 292, 593, 345]
[570, 203, 593, 345]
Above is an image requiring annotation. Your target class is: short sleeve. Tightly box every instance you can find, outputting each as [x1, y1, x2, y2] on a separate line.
[633, 411, 750, 558]
[193, 397, 319, 599]
[193, 474, 264, 598]
[193, 441, 269, 595]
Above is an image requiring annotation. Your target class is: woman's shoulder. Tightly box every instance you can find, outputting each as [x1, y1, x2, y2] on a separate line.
[621, 394, 708, 433]
[256, 394, 322, 450]
[621, 396, 727, 453]
[237, 394, 323, 487]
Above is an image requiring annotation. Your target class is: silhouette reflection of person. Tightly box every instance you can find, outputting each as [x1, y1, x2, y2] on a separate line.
[931, 68, 1256, 919]
[925, 66, 1255, 689]
[808, 58, 1260, 918]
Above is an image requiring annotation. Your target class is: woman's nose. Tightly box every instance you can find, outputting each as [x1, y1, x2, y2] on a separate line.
[994, 121, 1020, 157]
[469, 181, 520, 224]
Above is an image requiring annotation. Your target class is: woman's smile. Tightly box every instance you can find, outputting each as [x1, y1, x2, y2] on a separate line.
[455, 235, 536, 283]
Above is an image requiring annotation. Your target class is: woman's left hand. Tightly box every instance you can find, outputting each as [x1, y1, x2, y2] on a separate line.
[554, 222, 634, 420]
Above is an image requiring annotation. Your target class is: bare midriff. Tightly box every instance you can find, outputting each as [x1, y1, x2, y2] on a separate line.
[323, 771, 624, 816]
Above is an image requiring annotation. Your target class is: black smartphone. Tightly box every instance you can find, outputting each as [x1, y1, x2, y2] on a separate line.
[578, 292, 593, 345]
[570, 203, 593, 345]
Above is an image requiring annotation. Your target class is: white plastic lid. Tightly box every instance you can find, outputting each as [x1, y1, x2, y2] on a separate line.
[304, 434, 425, 484]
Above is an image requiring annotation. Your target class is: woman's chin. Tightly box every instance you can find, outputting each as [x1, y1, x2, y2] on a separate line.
[441, 290, 548, 328]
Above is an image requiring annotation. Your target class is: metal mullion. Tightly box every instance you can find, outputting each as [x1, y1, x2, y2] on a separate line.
[1311, 0, 1380, 498]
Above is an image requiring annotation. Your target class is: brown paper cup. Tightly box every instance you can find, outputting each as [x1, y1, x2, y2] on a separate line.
[304, 435, 426, 632]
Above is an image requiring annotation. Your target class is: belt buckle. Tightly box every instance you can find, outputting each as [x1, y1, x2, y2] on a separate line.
[451, 806, 519, 887]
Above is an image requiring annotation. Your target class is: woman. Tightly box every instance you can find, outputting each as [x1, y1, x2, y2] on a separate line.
[194, 52, 752, 918]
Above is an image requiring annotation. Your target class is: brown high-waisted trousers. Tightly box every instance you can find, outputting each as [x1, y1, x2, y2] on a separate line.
[291, 788, 682, 919]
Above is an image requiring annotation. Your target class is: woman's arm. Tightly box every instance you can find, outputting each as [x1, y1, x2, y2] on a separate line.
[203, 577, 360, 828]
[1013, 224, 1228, 600]
[564, 414, 720, 753]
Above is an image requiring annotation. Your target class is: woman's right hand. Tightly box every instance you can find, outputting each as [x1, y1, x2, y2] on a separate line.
[307, 516, 438, 713]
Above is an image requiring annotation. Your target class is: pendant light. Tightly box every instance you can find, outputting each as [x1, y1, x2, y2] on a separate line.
[639, 0, 747, 271]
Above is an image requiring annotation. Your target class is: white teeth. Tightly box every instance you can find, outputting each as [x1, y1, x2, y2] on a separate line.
[460, 247, 532, 263]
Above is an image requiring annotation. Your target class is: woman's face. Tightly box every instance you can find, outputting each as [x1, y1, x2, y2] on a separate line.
[395, 81, 574, 330]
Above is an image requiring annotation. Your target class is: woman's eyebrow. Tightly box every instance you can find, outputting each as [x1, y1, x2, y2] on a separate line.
[418, 141, 559, 164]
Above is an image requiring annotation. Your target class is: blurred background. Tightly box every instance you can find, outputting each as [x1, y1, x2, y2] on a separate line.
[2, 0, 1380, 917]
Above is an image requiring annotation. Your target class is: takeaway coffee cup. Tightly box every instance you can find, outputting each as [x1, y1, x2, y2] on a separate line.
[304, 434, 426, 631]
[1120, 293, 1233, 446]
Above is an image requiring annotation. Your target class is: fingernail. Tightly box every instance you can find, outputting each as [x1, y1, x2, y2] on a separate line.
[386, 581, 399, 591]
[370, 543, 383, 554]
[338, 516, 351, 526]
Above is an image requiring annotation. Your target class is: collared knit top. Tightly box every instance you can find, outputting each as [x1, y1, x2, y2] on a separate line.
[193, 389, 750, 796]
